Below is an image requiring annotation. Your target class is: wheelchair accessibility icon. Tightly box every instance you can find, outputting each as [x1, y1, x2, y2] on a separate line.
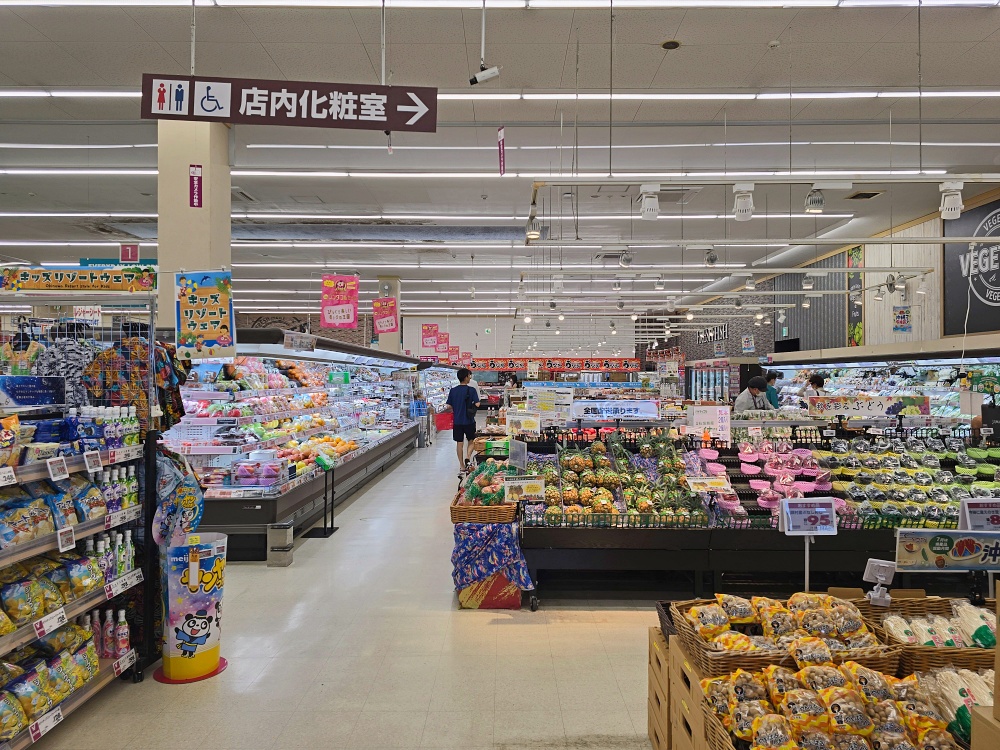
[193, 81, 231, 117]
[200, 86, 223, 113]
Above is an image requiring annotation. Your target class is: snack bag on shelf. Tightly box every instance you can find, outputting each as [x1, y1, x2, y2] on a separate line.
[798, 609, 839, 638]
[0, 502, 37, 549]
[0, 691, 26, 741]
[763, 665, 803, 706]
[716, 593, 756, 624]
[841, 662, 894, 704]
[818, 686, 875, 735]
[789, 636, 835, 669]
[750, 713, 797, 750]
[63, 556, 103, 599]
[0, 563, 26, 586]
[37, 624, 87, 656]
[42, 567, 73, 604]
[70, 643, 97, 681]
[762, 606, 798, 639]
[34, 578, 64, 614]
[39, 656, 73, 704]
[702, 676, 732, 727]
[21, 481, 79, 530]
[62, 475, 106, 521]
[57, 650, 87, 692]
[6, 670, 53, 720]
[685, 602, 730, 639]
[0, 579, 44, 626]
[729, 668, 769, 703]
[798, 665, 851, 692]
[731, 700, 773, 741]
[782, 688, 833, 734]
[0, 662, 23, 685]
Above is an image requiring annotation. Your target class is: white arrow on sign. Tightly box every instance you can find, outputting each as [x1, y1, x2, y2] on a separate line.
[398, 92, 429, 125]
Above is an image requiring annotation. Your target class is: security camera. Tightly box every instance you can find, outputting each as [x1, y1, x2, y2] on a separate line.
[616, 301, 625, 310]
[705, 250, 718, 267]
[470, 65, 500, 86]
[734, 298, 743, 309]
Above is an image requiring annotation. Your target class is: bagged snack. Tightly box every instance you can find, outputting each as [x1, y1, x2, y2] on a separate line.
[22, 557, 59, 578]
[60, 650, 87, 692]
[714, 630, 758, 651]
[21, 482, 79, 530]
[841, 662, 893, 704]
[796, 729, 837, 750]
[42, 656, 73, 704]
[953, 603, 996, 648]
[730, 668, 769, 703]
[81, 639, 99, 677]
[798, 609, 838, 638]
[63, 557, 102, 599]
[37, 625, 86, 656]
[762, 606, 797, 638]
[0, 579, 43, 626]
[732, 700, 772, 740]
[818, 686, 875, 735]
[0, 691, 26, 741]
[831, 604, 867, 639]
[789, 593, 828, 612]
[782, 688, 832, 734]
[883, 616, 917, 645]
[751, 713, 797, 750]
[799, 666, 851, 692]
[0, 563, 26, 586]
[686, 602, 730, 638]
[34, 578, 63, 615]
[0, 503, 37, 549]
[717, 593, 756, 624]
[22, 499, 54, 538]
[790, 636, 835, 669]
[42, 567, 72, 604]
[763, 665, 802, 706]
[62, 476, 106, 521]
[702, 676, 731, 723]
[6, 671, 53, 720]
[0, 608, 15, 637]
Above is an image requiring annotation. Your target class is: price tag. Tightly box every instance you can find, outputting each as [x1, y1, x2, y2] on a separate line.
[32, 608, 67, 638]
[83, 450, 104, 473]
[939, 428, 952, 436]
[215, 417, 238, 426]
[0, 467, 15, 488]
[112, 649, 137, 676]
[46, 456, 69, 482]
[822, 429, 836, 437]
[56, 526, 75, 553]
[780, 498, 838, 537]
[104, 505, 141, 530]
[27, 707, 63, 742]
[867, 427, 884, 436]
[103, 568, 143, 600]
[982, 428, 995, 436]
[748, 425, 763, 438]
[108, 445, 142, 465]
[961, 500, 1000, 531]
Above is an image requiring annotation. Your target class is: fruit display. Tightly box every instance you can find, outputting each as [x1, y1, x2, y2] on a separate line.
[454, 458, 517, 507]
[183, 391, 328, 420]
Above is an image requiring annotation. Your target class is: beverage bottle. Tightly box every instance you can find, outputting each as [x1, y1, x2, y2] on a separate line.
[127, 406, 139, 446]
[123, 530, 135, 573]
[114, 610, 130, 658]
[92, 610, 106, 658]
[95, 541, 112, 584]
[94, 407, 106, 446]
[102, 608, 115, 660]
[114, 532, 126, 578]
[83, 538, 95, 557]
[126, 466, 138, 508]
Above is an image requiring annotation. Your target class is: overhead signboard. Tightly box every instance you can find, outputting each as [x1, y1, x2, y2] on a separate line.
[470, 357, 641, 372]
[569, 399, 658, 421]
[142, 74, 437, 133]
[896, 529, 1000, 572]
[943, 198, 1000, 336]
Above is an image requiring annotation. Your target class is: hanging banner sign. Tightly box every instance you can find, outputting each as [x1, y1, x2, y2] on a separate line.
[1, 267, 156, 293]
[72, 306, 101, 325]
[943, 198, 1000, 336]
[142, 73, 438, 133]
[893, 305, 912, 333]
[320, 274, 359, 329]
[435, 332, 450, 354]
[569, 399, 658, 421]
[470, 357, 641, 372]
[460, 351, 472, 366]
[372, 297, 398, 334]
[189, 164, 203, 208]
[497, 126, 505, 176]
[807, 394, 930, 417]
[421, 323, 438, 348]
[174, 271, 235, 360]
[447, 345, 460, 362]
[847, 245, 864, 347]
[896, 529, 1000, 572]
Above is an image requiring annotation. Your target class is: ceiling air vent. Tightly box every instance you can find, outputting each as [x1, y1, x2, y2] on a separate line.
[845, 190, 883, 201]
[231, 187, 257, 203]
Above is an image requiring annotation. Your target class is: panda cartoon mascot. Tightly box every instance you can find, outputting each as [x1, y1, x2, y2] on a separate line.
[174, 610, 214, 658]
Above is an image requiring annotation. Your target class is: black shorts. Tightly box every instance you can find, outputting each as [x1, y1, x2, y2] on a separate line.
[452, 423, 476, 442]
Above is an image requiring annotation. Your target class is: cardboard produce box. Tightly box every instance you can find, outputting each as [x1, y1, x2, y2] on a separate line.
[668, 635, 705, 747]
[649, 626, 669, 694]
[973, 705, 1000, 750]
[996, 597, 1000, 723]
[648, 699, 670, 750]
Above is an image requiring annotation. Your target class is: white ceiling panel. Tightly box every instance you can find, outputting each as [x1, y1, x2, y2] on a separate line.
[558, 43, 670, 90]
[478, 43, 568, 89]
[842, 42, 977, 88]
[236, 8, 364, 45]
[781, 9, 909, 44]
[158, 42, 285, 81]
[0, 42, 102, 86]
[632, 100, 724, 123]
[461, 9, 576, 46]
[11, 8, 151, 44]
[708, 100, 811, 121]
[674, 10, 795, 46]
[30, 98, 147, 123]
[361, 42, 469, 89]
[938, 41, 1000, 87]
[649, 45, 771, 89]
[0, 10, 49, 43]
[263, 43, 378, 84]
[881, 9, 1000, 45]
[793, 98, 899, 123]
[56, 41, 182, 87]
[571, 9, 685, 46]
[741, 43, 877, 89]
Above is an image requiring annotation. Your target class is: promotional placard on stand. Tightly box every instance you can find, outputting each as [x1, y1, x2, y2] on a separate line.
[779, 498, 838, 592]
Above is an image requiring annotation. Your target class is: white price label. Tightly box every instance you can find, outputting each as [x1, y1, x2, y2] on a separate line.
[103, 568, 143, 600]
[962, 500, 1000, 532]
[104, 505, 141, 530]
[0, 467, 15, 487]
[748, 426, 763, 437]
[108, 445, 143, 464]
[32, 608, 67, 638]
[46, 456, 69, 482]
[867, 427, 885, 435]
[780, 498, 838, 537]
[822, 429, 836, 437]
[28, 707, 63, 742]
[83, 450, 104, 473]
[56, 526, 75, 553]
[982, 427, 995, 436]
[112, 649, 137, 676]
[940, 428, 953, 436]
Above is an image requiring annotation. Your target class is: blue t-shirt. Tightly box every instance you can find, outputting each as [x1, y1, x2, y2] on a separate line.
[446, 384, 480, 425]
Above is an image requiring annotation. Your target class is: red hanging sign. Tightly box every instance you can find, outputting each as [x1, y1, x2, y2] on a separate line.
[469, 357, 641, 372]
[421, 323, 438, 348]
[435, 331, 450, 354]
[320, 274, 359, 329]
[372, 297, 399, 334]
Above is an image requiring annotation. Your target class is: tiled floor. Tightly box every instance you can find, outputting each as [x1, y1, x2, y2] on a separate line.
[44, 435, 657, 750]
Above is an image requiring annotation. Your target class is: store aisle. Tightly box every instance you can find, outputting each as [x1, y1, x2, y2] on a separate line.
[45, 436, 656, 750]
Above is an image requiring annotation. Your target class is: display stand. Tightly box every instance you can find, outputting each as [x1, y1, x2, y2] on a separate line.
[302, 468, 338, 537]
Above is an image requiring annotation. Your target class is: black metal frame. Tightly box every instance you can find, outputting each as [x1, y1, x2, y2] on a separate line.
[303, 467, 338, 538]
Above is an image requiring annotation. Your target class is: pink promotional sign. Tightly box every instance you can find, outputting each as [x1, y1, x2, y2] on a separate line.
[448, 345, 460, 362]
[189, 164, 203, 208]
[460, 351, 472, 365]
[372, 297, 398, 334]
[421, 323, 438, 348]
[320, 274, 359, 329]
[435, 331, 450, 354]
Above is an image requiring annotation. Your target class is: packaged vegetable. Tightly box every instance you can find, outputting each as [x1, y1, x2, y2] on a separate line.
[789, 636, 835, 669]
[702, 676, 731, 723]
[716, 593, 756, 624]
[763, 665, 802, 705]
[831, 737, 874, 750]
[782, 688, 832, 734]
[6, 671, 53, 720]
[798, 666, 851, 692]
[957, 669, 993, 706]
[0, 579, 43, 626]
[883, 615, 917, 645]
[713, 630, 758, 651]
[753, 596, 784, 614]
[751, 713, 797, 750]
[788, 593, 828, 612]
[841, 662, 893, 704]
[798, 609, 839, 638]
[762, 606, 797, 638]
[926, 616, 964, 648]
[830, 604, 867, 639]
[910, 618, 946, 648]
[795, 729, 837, 750]
[891, 675, 921, 701]
[731, 700, 772, 740]
[686, 603, 730, 639]
[818, 686, 874, 735]
[729, 668, 769, 703]
[929, 668, 980, 742]
[912, 728, 959, 750]
[953, 603, 996, 648]
[822, 637, 848, 653]
[897, 697, 948, 736]
[845, 632, 880, 650]
[0, 691, 25, 741]
[867, 699, 910, 746]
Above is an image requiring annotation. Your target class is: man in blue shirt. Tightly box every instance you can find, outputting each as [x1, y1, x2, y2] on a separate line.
[445, 368, 481, 473]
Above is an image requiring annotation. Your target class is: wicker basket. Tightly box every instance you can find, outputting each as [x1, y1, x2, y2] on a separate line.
[450, 500, 517, 524]
[850, 596, 957, 622]
[703, 702, 736, 750]
[655, 601, 677, 638]
[670, 598, 901, 678]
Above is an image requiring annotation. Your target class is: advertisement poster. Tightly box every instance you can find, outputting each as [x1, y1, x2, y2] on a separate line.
[689, 406, 732, 444]
[741, 335, 755, 354]
[320, 274, 359, 329]
[892, 305, 912, 333]
[713, 340, 726, 357]
[372, 297, 398, 334]
[421, 323, 438, 348]
[174, 271, 235, 360]
[506, 410, 541, 436]
[569, 400, 659, 421]
[527, 387, 573, 427]
[847, 245, 864, 347]
[448, 345, 460, 362]
[460, 351, 472, 365]
[435, 331, 450, 355]
[1, 266, 156, 293]
[807, 394, 930, 417]
[502, 475, 543, 505]
[944, 198, 1000, 336]
[896, 529, 1000, 572]
[470, 357, 641, 372]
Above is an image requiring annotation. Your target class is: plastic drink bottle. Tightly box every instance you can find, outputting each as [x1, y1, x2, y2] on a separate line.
[114, 532, 126, 578]
[126, 466, 138, 507]
[102, 609, 115, 660]
[95, 541, 111, 585]
[123, 530, 134, 573]
[114, 610, 130, 658]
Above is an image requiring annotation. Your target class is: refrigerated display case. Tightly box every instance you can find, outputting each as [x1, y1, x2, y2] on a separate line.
[685, 358, 762, 402]
[419, 365, 459, 411]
